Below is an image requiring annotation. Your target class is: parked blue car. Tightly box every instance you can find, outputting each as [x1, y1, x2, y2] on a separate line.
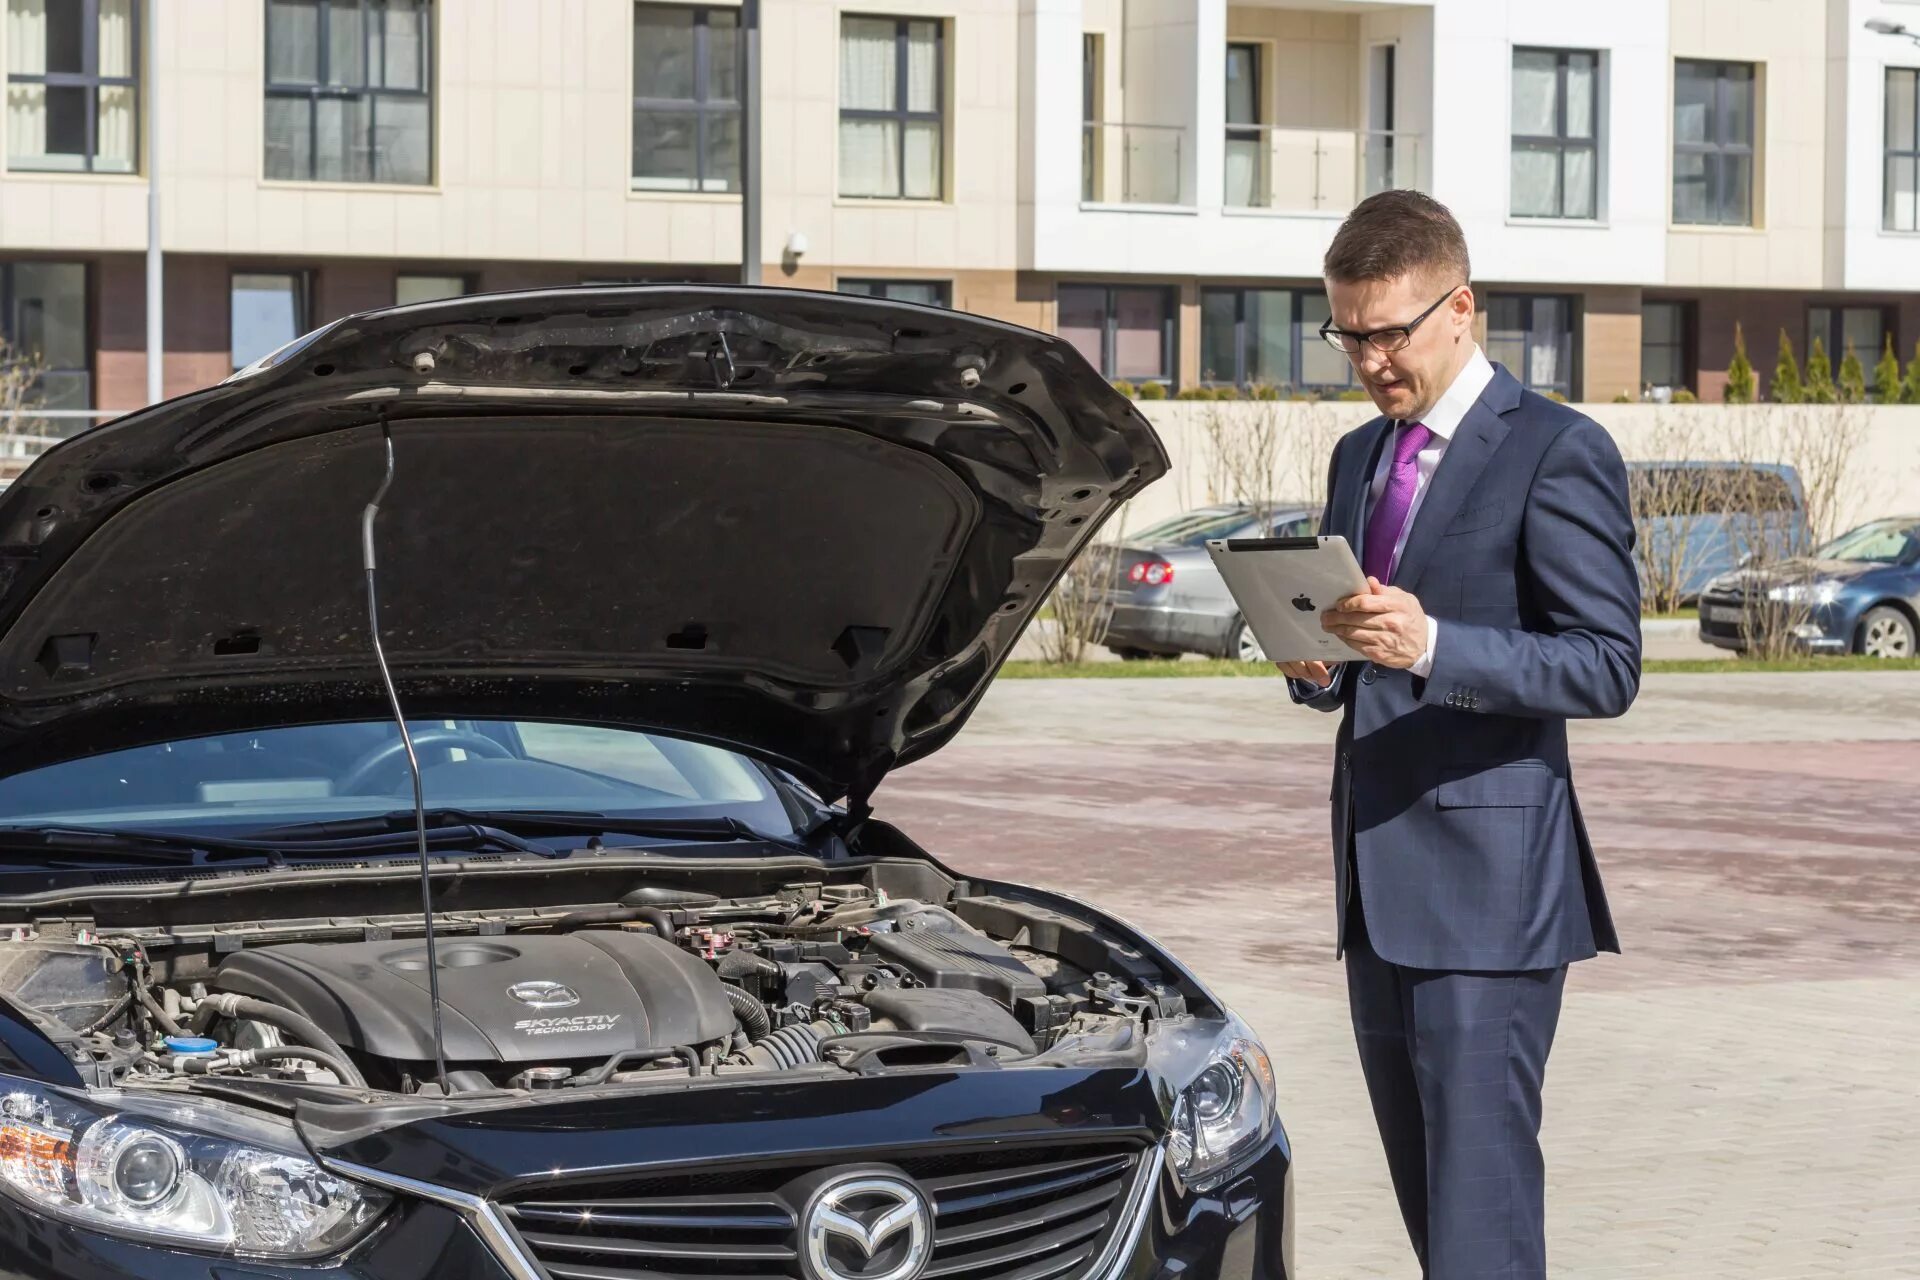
[1628, 461, 1813, 605]
[1698, 516, 1920, 657]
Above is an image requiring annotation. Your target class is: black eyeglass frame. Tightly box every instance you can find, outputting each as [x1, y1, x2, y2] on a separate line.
[1319, 286, 1465, 354]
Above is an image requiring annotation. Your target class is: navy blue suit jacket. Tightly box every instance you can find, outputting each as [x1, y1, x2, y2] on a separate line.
[1293, 364, 1639, 971]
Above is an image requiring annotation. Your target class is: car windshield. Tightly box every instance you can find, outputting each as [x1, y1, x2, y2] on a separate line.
[0, 720, 799, 837]
[1814, 520, 1920, 564]
[1129, 508, 1258, 547]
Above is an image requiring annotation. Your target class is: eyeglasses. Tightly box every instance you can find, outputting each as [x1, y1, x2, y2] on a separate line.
[1318, 287, 1462, 354]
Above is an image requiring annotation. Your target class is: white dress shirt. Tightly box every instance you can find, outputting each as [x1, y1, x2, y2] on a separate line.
[1363, 346, 1495, 678]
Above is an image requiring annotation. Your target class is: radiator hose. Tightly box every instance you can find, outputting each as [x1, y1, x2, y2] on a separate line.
[723, 986, 772, 1041]
[189, 993, 369, 1088]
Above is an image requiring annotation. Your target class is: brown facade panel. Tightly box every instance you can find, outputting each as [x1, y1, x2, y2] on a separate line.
[1581, 285, 1642, 405]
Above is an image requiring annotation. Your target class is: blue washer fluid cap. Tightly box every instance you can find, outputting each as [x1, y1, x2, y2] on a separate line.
[164, 1036, 219, 1056]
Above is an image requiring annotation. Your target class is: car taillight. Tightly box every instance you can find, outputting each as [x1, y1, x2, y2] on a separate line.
[1129, 561, 1175, 586]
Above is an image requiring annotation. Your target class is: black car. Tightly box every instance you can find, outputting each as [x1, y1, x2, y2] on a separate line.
[0, 289, 1291, 1280]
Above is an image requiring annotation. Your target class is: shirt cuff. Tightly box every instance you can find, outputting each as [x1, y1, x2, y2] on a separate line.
[1409, 617, 1438, 679]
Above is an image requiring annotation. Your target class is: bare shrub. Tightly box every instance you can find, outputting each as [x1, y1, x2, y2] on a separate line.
[1034, 510, 1129, 665]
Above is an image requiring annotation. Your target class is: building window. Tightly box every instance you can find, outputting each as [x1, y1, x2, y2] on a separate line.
[839, 15, 942, 200]
[1486, 293, 1578, 398]
[1886, 68, 1920, 231]
[1080, 32, 1100, 203]
[231, 271, 310, 371]
[1200, 288, 1293, 388]
[1510, 48, 1598, 220]
[5, 0, 137, 173]
[0, 262, 90, 410]
[632, 4, 739, 193]
[1223, 42, 1264, 208]
[1057, 284, 1174, 385]
[1808, 305, 1889, 370]
[837, 278, 951, 307]
[1641, 300, 1692, 395]
[1673, 60, 1754, 226]
[264, 0, 432, 185]
[394, 272, 466, 305]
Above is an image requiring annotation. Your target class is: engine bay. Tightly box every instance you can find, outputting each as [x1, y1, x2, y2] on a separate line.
[0, 867, 1190, 1097]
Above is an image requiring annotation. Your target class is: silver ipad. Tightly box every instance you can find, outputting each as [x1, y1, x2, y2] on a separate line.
[1205, 535, 1370, 663]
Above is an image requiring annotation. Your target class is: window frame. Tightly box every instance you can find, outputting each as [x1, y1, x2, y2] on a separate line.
[0, 260, 93, 411]
[1639, 298, 1695, 394]
[262, 0, 435, 186]
[1510, 46, 1601, 221]
[837, 13, 945, 201]
[631, 2, 742, 194]
[229, 269, 313, 372]
[1806, 304, 1893, 371]
[5, 0, 141, 174]
[835, 278, 953, 307]
[1672, 59, 1755, 227]
[1057, 283, 1177, 386]
[1485, 291, 1581, 399]
[1885, 67, 1920, 231]
[1199, 286, 1307, 390]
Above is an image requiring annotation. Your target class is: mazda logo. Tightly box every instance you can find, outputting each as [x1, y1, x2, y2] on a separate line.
[800, 1172, 932, 1280]
[507, 980, 580, 1010]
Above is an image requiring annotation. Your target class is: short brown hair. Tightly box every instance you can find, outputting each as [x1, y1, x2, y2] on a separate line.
[1322, 190, 1470, 288]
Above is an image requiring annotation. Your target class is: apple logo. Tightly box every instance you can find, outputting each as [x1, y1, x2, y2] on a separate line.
[1291, 594, 1315, 612]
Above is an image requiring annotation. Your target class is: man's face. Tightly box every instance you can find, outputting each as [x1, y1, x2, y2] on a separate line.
[1323, 272, 1475, 421]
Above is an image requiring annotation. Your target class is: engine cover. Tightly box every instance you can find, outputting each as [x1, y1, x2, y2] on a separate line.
[211, 931, 736, 1064]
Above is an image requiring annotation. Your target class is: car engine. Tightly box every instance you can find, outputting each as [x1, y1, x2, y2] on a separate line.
[0, 882, 1170, 1095]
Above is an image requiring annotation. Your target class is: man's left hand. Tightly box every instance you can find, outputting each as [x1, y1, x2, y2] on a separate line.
[1321, 577, 1429, 668]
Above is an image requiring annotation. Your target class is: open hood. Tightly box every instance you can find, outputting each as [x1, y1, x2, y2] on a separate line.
[0, 287, 1165, 809]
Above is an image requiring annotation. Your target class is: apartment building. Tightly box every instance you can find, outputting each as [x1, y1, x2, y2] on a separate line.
[4, 0, 1920, 417]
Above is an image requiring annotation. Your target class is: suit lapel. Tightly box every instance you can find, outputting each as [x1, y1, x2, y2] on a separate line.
[1390, 366, 1522, 594]
[1342, 417, 1396, 555]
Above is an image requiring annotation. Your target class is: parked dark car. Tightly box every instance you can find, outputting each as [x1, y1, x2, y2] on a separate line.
[1627, 461, 1812, 605]
[0, 290, 1291, 1279]
[1096, 503, 1319, 661]
[1698, 516, 1920, 657]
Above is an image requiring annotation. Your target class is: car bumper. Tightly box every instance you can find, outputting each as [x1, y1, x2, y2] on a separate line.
[4, 1097, 1294, 1280]
[1697, 599, 1857, 653]
[1104, 602, 1235, 656]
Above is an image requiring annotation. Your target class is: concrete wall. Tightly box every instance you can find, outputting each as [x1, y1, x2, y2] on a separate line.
[1117, 399, 1920, 540]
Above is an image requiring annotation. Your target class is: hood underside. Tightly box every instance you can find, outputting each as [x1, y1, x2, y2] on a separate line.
[0, 287, 1166, 805]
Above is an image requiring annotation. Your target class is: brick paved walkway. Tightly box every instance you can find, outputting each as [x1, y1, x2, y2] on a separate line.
[877, 674, 1920, 1278]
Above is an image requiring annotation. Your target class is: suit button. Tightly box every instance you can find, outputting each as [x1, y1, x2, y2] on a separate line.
[1360, 665, 1376, 685]
[1339, 751, 1350, 769]
[1444, 693, 1457, 707]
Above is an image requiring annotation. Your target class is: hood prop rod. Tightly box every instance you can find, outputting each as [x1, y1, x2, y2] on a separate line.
[362, 422, 451, 1096]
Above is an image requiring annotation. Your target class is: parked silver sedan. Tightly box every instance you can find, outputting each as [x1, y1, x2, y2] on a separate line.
[1099, 502, 1320, 661]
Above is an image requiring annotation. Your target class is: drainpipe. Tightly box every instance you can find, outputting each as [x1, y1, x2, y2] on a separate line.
[740, 0, 762, 285]
[144, 0, 163, 405]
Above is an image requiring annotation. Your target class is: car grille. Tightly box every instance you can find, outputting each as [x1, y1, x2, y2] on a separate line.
[498, 1140, 1149, 1280]
[1697, 592, 1748, 641]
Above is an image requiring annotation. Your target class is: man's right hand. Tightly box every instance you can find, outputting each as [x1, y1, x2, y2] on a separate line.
[1277, 660, 1334, 687]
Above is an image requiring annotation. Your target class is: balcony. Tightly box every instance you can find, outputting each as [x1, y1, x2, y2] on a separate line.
[1223, 127, 1423, 213]
[1082, 122, 1190, 207]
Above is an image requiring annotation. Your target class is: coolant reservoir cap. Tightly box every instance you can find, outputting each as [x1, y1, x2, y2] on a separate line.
[163, 1036, 219, 1056]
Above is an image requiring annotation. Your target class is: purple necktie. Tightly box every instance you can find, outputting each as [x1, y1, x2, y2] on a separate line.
[1362, 422, 1433, 583]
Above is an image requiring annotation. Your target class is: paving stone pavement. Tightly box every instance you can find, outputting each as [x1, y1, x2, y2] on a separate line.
[875, 673, 1920, 1279]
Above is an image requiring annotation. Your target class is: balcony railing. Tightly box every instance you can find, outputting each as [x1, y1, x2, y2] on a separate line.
[1082, 121, 1189, 207]
[1224, 127, 1423, 213]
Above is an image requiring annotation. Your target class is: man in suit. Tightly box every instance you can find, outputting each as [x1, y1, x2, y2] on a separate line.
[1278, 190, 1641, 1279]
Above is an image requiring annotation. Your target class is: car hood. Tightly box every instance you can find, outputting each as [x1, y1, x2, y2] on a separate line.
[1713, 558, 1888, 592]
[0, 287, 1165, 809]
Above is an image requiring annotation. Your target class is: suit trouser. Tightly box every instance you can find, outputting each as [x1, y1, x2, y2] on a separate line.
[1344, 868, 1568, 1280]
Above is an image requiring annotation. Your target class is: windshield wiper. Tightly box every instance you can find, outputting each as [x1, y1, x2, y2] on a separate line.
[251, 808, 811, 853]
[0, 818, 556, 867]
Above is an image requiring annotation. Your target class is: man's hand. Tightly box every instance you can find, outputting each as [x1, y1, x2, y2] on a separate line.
[1321, 577, 1429, 668]
[1277, 659, 1333, 687]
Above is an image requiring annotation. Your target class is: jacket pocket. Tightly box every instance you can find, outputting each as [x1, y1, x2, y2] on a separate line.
[1443, 501, 1504, 535]
[1435, 762, 1554, 808]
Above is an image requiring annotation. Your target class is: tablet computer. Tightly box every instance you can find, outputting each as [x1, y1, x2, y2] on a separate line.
[1205, 534, 1370, 663]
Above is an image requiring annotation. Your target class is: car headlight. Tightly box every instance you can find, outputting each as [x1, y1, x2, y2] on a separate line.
[1147, 1015, 1278, 1191]
[0, 1078, 387, 1258]
[1765, 580, 1842, 606]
